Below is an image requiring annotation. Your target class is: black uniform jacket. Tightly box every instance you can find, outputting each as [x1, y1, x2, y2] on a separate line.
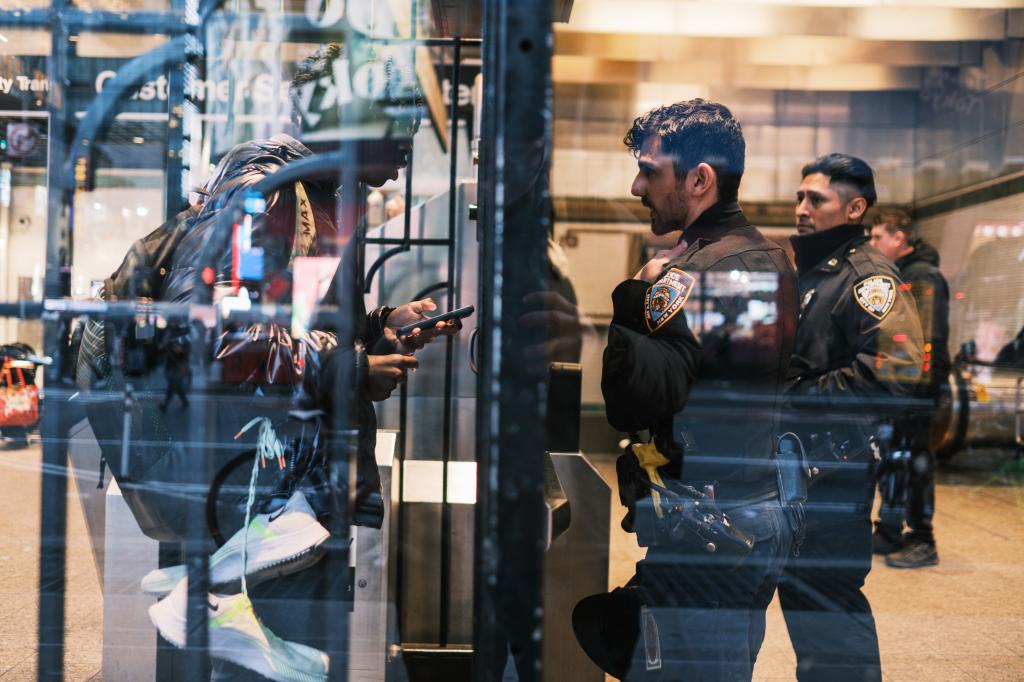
[787, 225, 925, 467]
[603, 201, 798, 502]
[895, 239, 951, 392]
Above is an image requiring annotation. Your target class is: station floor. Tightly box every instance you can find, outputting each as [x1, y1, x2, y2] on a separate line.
[0, 443, 1022, 681]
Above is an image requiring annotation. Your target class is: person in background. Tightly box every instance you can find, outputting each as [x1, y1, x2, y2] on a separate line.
[869, 209, 950, 568]
[779, 154, 924, 682]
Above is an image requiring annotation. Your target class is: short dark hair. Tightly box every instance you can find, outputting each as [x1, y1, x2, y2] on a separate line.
[624, 99, 745, 203]
[801, 153, 877, 210]
[873, 208, 915, 240]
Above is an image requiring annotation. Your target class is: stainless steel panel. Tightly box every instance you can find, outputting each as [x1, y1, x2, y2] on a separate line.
[542, 453, 611, 682]
[66, 419, 109, 583]
[102, 478, 160, 681]
[351, 436, 398, 681]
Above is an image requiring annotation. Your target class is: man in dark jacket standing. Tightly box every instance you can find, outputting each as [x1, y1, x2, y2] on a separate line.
[590, 99, 798, 681]
[870, 209, 950, 568]
[778, 154, 924, 682]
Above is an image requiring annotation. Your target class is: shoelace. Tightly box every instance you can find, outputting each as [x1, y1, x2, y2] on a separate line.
[234, 417, 286, 597]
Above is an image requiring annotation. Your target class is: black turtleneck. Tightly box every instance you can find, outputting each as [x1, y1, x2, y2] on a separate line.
[680, 200, 747, 243]
[789, 224, 865, 274]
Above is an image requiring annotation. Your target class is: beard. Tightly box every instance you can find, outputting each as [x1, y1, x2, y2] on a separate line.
[648, 207, 678, 236]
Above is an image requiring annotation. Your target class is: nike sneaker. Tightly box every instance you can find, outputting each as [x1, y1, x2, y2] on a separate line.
[142, 491, 329, 597]
[149, 577, 329, 682]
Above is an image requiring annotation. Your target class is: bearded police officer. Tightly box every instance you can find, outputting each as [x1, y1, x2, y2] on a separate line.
[778, 154, 924, 682]
[575, 99, 798, 681]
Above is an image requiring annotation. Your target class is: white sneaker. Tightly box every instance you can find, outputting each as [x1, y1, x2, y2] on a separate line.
[142, 491, 330, 598]
[149, 577, 330, 682]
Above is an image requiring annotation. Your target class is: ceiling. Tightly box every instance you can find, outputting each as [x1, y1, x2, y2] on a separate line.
[554, 0, 1024, 92]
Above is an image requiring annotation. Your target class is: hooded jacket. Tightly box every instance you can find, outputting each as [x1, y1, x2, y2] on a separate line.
[77, 133, 389, 538]
[894, 238, 951, 390]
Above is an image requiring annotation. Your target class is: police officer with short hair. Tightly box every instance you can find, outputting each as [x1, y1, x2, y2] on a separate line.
[778, 154, 924, 682]
[579, 99, 799, 681]
[869, 209, 949, 568]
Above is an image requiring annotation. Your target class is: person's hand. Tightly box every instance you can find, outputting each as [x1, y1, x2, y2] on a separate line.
[633, 242, 689, 283]
[386, 298, 463, 350]
[633, 256, 669, 283]
[367, 354, 419, 401]
[519, 291, 585, 368]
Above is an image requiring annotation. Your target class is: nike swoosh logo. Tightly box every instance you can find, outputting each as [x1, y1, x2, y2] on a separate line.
[268, 506, 287, 523]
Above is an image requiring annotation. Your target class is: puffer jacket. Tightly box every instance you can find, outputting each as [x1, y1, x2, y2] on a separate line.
[77, 133, 389, 538]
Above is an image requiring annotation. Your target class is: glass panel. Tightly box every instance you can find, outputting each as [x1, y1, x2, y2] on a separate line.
[3, 2, 1024, 680]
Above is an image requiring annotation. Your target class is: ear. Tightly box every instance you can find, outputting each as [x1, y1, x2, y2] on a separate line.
[847, 196, 867, 223]
[691, 162, 717, 198]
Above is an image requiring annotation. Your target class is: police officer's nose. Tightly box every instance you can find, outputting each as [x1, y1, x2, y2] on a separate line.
[631, 173, 646, 198]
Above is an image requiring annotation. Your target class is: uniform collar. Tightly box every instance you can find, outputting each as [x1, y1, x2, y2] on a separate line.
[677, 201, 750, 247]
[790, 224, 865, 274]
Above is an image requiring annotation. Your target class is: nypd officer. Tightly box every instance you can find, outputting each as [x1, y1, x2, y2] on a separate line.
[777, 154, 924, 682]
[577, 99, 799, 681]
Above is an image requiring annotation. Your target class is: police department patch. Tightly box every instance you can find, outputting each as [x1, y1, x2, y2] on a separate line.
[853, 275, 896, 320]
[645, 268, 696, 333]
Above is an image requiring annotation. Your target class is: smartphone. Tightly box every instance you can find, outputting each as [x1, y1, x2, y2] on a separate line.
[396, 305, 475, 337]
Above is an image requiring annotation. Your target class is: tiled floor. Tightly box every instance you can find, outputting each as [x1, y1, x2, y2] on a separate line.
[1, 443, 1022, 680]
[0, 444, 103, 681]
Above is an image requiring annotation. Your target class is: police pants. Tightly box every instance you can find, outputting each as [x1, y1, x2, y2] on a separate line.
[778, 484, 881, 682]
[628, 499, 793, 682]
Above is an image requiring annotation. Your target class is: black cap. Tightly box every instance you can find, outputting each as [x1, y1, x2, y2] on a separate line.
[572, 586, 642, 679]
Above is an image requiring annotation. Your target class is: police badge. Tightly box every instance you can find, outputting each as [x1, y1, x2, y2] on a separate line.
[645, 268, 696, 333]
[853, 275, 896, 320]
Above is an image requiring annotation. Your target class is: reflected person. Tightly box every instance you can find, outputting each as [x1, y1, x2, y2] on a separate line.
[869, 209, 949, 569]
[778, 154, 924, 682]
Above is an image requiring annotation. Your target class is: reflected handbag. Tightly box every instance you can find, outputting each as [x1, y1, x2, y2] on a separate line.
[0, 360, 39, 428]
[617, 439, 754, 566]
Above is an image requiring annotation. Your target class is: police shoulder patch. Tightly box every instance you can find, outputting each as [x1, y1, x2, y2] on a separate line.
[645, 268, 696, 333]
[853, 275, 896, 320]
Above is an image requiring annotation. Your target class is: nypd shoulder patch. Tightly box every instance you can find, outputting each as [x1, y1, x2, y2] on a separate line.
[853, 275, 896, 320]
[645, 268, 696, 333]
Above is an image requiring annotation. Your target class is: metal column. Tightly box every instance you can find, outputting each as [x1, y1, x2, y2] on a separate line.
[474, 0, 553, 679]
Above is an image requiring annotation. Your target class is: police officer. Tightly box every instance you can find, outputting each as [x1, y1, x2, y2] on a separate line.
[778, 154, 924, 682]
[582, 99, 799, 681]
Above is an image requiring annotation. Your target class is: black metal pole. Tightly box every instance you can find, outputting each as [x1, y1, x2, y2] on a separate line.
[473, 0, 552, 679]
[38, 3, 72, 677]
[439, 36, 462, 650]
[395, 137, 416, 641]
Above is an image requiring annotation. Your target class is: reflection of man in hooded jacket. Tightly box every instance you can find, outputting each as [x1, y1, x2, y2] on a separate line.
[160, 131, 442, 528]
[159, 46, 455, 675]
